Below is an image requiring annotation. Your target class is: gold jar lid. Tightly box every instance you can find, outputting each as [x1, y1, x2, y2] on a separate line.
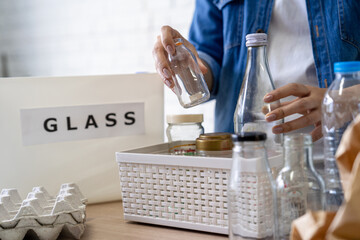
[196, 132, 233, 151]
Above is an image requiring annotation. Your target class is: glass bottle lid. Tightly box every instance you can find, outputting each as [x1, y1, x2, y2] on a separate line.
[246, 33, 267, 47]
[232, 132, 267, 142]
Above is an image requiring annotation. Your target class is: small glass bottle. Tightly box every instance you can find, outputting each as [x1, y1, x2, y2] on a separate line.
[166, 114, 204, 155]
[195, 132, 233, 157]
[322, 61, 360, 211]
[276, 134, 324, 240]
[169, 38, 210, 108]
[228, 132, 277, 240]
[233, 33, 283, 159]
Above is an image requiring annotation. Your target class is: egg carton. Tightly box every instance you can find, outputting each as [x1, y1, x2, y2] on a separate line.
[0, 183, 87, 240]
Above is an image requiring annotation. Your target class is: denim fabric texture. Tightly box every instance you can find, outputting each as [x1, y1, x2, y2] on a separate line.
[189, 0, 360, 133]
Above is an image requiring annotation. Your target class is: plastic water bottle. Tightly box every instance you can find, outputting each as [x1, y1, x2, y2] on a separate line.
[322, 61, 360, 211]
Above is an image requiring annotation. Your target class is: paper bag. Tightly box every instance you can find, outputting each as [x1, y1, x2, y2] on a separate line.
[291, 114, 360, 239]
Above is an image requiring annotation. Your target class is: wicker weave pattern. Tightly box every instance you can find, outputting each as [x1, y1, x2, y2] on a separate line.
[119, 163, 229, 227]
[228, 172, 273, 238]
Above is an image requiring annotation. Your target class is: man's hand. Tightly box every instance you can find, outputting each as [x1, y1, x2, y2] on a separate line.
[263, 83, 327, 142]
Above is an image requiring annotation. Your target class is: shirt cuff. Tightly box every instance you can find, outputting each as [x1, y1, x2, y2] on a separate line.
[198, 51, 221, 99]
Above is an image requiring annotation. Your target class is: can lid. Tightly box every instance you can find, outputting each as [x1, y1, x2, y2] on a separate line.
[166, 114, 203, 124]
[232, 132, 267, 142]
[246, 33, 267, 47]
[334, 61, 360, 73]
[196, 132, 233, 151]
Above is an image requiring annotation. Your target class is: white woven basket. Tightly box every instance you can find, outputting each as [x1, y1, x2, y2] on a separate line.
[116, 142, 232, 234]
[116, 142, 282, 235]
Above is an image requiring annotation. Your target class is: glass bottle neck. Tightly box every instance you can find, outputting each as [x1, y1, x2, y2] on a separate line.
[234, 141, 265, 148]
[247, 45, 267, 64]
[283, 144, 311, 169]
[233, 141, 266, 159]
[246, 45, 274, 88]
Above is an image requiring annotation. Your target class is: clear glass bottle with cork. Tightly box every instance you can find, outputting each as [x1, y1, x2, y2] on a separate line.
[166, 114, 204, 155]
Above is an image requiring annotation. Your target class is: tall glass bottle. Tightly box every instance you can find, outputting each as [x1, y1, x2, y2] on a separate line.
[228, 132, 277, 240]
[234, 33, 283, 161]
[322, 61, 360, 211]
[276, 134, 324, 240]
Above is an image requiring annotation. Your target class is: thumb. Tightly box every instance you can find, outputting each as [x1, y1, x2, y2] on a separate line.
[311, 123, 323, 142]
[197, 58, 208, 75]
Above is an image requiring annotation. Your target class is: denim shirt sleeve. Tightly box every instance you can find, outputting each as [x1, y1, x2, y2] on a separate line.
[188, 0, 223, 99]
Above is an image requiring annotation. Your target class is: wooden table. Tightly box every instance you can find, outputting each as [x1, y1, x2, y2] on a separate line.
[59, 201, 228, 240]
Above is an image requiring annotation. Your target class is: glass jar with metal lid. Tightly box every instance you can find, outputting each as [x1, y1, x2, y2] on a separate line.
[196, 132, 233, 157]
[166, 114, 204, 155]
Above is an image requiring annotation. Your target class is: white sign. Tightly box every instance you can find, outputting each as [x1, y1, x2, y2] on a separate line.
[20, 102, 145, 146]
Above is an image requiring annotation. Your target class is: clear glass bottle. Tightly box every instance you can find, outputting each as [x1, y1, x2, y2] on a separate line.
[195, 132, 233, 157]
[322, 61, 360, 211]
[169, 38, 210, 108]
[228, 132, 277, 240]
[166, 114, 204, 155]
[276, 134, 324, 240]
[233, 33, 283, 161]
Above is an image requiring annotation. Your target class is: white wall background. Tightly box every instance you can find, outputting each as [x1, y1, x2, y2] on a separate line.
[0, 0, 215, 135]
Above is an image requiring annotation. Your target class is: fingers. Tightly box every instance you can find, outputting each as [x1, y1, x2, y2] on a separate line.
[272, 110, 322, 134]
[261, 102, 281, 115]
[160, 25, 182, 55]
[265, 97, 318, 122]
[264, 83, 310, 103]
[153, 35, 174, 89]
[153, 25, 207, 91]
[153, 26, 185, 90]
[161, 25, 207, 75]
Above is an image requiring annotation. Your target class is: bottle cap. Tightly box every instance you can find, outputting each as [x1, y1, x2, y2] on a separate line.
[334, 61, 360, 73]
[232, 132, 267, 142]
[246, 33, 267, 47]
[166, 114, 203, 124]
[196, 132, 233, 151]
[174, 38, 184, 46]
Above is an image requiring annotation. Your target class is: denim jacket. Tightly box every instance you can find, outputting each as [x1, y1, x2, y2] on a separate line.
[189, 0, 360, 133]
